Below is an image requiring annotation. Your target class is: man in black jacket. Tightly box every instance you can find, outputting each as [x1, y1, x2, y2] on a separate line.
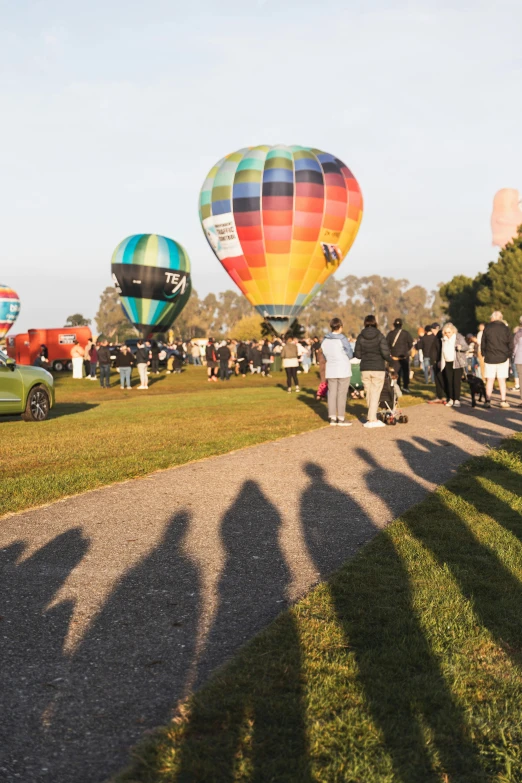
[481, 311, 514, 408]
[426, 323, 447, 403]
[97, 340, 112, 389]
[135, 340, 150, 389]
[417, 325, 436, 383]
[386, 318, 413, 392]
[216, 341, 231, 381]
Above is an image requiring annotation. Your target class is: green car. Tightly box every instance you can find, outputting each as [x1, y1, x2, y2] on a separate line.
[0, 348, 55, 421]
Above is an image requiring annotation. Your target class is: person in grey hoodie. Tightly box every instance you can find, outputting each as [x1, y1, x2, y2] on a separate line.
[354, 315, 392, 428]
[320, 317, 353, 427]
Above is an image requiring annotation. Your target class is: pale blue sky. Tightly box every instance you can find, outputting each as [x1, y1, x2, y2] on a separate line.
[1, 0, 521, 332]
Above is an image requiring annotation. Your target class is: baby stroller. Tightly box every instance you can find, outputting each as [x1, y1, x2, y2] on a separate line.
[377, 372, 408, 425]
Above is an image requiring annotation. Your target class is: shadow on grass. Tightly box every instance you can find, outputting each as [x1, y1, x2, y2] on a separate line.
[49, 402, 99, 418]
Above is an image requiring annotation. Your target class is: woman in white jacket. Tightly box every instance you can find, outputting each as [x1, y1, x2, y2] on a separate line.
[321, 317, 353, 427]
[440, 322, 468, 407]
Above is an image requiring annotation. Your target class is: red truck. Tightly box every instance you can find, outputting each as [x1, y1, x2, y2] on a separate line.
[6, 326, 92, 371]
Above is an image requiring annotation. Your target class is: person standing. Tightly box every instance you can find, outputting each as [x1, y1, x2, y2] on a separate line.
[70, 339, 85, 379]
[205, 338, 219, 382]
[386, 318, 413, 393]
[354, 314, 392, 428]
[84, 338, 93, 378]
[300, 340, 312, 373]
[440, 323, 468, 407]
[116, 344, 134, 389]
[135, 339, 150, 389]
[173, 340, 184, 373]
[89, 342, 98, 380]
[150, 340, 160, 374]
[217, 340, 231, 381]
[97, 340, 112, 388]
[321, 317, 353, 426]
[513, 316, 522, 407]
[482, 311, 514, 408]
[191, 342, 202, 366]
[261, 339, 272, 376]
[281, 337, 300, 392]
[236, 340, 249, 376]
[249, 340, 262, 374]
[416, 325, 436, 383]
[427, 323, 447, 404]
[476, 323, 486, 380]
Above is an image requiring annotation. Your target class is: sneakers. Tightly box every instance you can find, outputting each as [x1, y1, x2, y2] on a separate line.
[329, 420, 338, 426]
[500, 400, 510, 408]
[446, 400, 454, 407]
[295, 386, 300, 392]
[137, 385, 148, 389]
[287, 388, 292, 393]
[364, 420, 385, 428]
[337, 420, 353, 427]
[484, 400, 491, 409]
[453, 400, 461, 407]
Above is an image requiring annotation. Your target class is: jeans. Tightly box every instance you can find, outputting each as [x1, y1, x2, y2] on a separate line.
[90, 362, 97, 378]
[391, 358, 410, 390]
[471, 357, 481, 378]
[192, 356, 202, 366]
[99, 364, 111, 388]
[422, 357, 432, 383]
[285, 367, 298, 388]
[301, 357, 311, 373]
[361, 370, 385, 422]
[119, 367, 132, 387]
[443, 362, 462, 401]
[219, 361, 229, 380]
[137, 363, 148, 387]
[327, 377, 350, 420]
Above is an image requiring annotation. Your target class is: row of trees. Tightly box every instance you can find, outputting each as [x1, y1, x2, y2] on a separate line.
[89, 275, 444, 342]
[440, 226, 522, 333]
[70, 235, 522, 341]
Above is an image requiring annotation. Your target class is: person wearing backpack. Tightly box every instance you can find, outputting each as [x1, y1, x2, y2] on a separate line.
[354, 314, 392, 428]
[386, 318, 413, 393]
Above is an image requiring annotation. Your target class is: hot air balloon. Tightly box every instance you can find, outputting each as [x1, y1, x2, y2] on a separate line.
[0, 284, 21, 341]
[491, 189, 522, 247]
[111, 234, 191, 337]
[199, 145, 363, 334]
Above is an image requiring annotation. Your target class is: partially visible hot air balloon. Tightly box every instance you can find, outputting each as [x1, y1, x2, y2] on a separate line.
[199, 145, 363, 334]
[491, 189, 522, 247]
[0, 284, 21, 341]
[111, 234, 191, 337]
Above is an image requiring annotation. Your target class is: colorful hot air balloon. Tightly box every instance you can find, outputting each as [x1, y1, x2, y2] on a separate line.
[0, 284, 21, 341]
[199, 145, 363, 334]
[111, 234, 191, 336]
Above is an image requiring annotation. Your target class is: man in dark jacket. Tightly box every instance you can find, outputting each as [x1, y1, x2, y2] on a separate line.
[386, 318, 413, 392]
[354, 315, 392, 428]
[236, 341, 250, 376]
[426, 323, 447, 403]
[97, 340, 112, 389]
[216, 341, 231, 381]
[481, 311, 514, 408]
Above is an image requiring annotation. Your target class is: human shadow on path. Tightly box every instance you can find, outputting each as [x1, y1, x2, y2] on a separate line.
[0, 528, 90, 782]
[320, 448, 489, 782]
[300, 462, 376, 578]
[174, 480, 313, 782]
[48, 511, 202, 783]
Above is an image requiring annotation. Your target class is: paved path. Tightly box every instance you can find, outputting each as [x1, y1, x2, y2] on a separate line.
[1, 397, 521, 783]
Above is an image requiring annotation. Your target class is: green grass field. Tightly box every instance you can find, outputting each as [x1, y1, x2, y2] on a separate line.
[1, 367, 429, 517]
[115, 434, 522, 783]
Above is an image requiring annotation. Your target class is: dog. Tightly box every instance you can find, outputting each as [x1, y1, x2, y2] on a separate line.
[466, 373, 486, 407]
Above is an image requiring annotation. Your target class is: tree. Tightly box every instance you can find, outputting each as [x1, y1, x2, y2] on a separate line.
[65, 313, 91, 327]
[230, 314, 265, 341]
[95, 287, 138, 342]
[476, 226, 522, 328]
[439, 275, 482, 334]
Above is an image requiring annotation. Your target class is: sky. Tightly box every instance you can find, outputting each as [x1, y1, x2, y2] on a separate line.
[1, 0, 521, 333]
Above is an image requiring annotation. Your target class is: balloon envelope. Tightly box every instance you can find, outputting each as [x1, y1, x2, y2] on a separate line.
[111, 234, 191, 334]
[0, 284, 21, 341]
[491, 189, 522, 247]
[199, 145, 363, 333]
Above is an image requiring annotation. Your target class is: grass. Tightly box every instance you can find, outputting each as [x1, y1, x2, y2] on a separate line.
[114, 434, 522, 783]
[0, 366, 427, 517]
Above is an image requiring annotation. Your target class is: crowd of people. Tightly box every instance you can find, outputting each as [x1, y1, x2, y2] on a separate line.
[58, 311, 522, 428]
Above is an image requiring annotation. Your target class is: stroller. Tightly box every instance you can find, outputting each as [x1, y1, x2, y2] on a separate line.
[377, 372, 408, 425]
[349, 360, 365, 398]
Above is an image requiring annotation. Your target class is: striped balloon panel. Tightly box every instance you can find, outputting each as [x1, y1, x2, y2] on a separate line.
[199, 146, 363, 323]
[111, 234, 191, 332]
[0, 284, 21, 341]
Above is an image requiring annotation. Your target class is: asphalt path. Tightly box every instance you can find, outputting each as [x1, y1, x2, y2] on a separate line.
[1, 395, 521, 783]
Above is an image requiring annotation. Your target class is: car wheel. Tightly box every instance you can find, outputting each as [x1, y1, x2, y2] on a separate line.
[66, 361, 73, 371]
[53, 361, 64, 371]
[22, 385, 51, 422]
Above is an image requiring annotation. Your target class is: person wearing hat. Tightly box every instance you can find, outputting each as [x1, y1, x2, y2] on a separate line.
[386, 318, 413, 393]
